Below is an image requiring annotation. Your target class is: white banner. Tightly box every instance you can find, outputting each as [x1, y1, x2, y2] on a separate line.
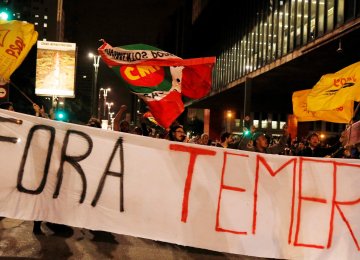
[0, 109, 360, 259]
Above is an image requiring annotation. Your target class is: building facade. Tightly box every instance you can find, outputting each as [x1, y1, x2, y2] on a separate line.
[186, 0, 360, 141]
[9, 0, 64, 41]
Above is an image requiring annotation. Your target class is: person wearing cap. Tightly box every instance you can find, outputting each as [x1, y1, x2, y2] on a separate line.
[243, 125, 289, 154]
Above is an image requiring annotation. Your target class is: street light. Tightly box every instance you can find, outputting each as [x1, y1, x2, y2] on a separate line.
[109, 111, 115, 130]
[106, 101, 114, 120]
[99, 87, 111, 119]
[226, 110, 233, 132]
[227, 110, 233, 119]
[88, 52, 101, 118]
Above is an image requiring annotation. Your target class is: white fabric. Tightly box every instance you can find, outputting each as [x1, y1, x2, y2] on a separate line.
[0, 109, 359, 259]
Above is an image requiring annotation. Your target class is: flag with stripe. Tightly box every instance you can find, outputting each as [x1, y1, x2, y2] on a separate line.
[98, 41, 215, 128]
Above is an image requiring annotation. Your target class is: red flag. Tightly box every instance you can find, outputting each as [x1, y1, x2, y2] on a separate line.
[98, 42, 215, 128]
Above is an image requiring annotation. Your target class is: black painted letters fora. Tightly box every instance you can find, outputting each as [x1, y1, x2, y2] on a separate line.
[17, 125, 55, 194]
[92, 137, 124, 212]
[53, 130, 93, 203]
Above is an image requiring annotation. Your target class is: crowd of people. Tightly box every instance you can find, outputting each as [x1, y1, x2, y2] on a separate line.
[1, 101, 358, 161]
[94, 108, 356, 159]
[157, 121, 356, 159]
[1, 100, 359, 237]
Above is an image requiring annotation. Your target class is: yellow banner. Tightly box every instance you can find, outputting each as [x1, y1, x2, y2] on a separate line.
[307, 62, 360, 111]
[293, 89, 353, 123]
[0, 20, 38, 83]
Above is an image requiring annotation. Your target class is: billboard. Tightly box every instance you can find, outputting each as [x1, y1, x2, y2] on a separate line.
[35, 41, 76, 97]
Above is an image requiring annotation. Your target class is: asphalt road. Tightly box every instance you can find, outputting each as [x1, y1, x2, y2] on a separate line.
[0, 218, 262, 259]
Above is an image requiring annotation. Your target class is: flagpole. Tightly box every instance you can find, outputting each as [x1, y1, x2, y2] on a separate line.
[351, 102, 360, 123]
[9, 81, 35, 105]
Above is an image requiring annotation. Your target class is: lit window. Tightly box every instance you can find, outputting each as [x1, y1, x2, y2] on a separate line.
[261, 120, 268, 129]
[43, 38, 46, 41]
[35, 14, 39, 18]
[34, 22, 38, 25]
[272, 121, 278, 129]
[44, 15, 48, 19]
[44, 23, 47, 27]
[279, 121, 286, 129]
[253, 120, 259, 128]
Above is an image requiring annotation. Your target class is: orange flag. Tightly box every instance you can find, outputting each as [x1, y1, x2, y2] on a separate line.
[293, 89, 353, 123]
[0, 20, 38, 83]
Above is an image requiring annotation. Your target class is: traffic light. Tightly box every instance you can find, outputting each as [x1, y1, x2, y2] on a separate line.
[0, 0, 12, 21]
[0, 10, 8, 20]
[54, 109, 68, 121]
[0, 8, 11, 20]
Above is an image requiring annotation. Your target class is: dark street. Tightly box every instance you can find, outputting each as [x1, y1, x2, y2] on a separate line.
[0, 218, 260, 259]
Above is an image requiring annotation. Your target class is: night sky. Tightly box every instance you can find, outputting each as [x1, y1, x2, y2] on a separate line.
[61, 0, 185, 122]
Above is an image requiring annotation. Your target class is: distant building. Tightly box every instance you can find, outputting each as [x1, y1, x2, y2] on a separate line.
[185, 0, 360, 140]
[11, 0, 64, 41]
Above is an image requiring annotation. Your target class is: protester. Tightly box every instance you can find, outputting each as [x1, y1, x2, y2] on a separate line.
[242, 125, 289, 154]
[33, 103, 50, 118]
[113, 105, 128, 132]
[0, 101, 14, 111]
[199, 133, 211, 145]
[237, 125, 257, 150]
[32, 221, 44, 235]
[1, 101, 50, 119]
[86, 117, 101, 128]
[168, 124, 186, 142]
[188, 134, 200, 144]
[119, 120, 130, 133]
[132, 126, 143, 135]
[298, 132, 342, 157]
[292, 141, 305, 155]
[342, 147, 352, 158]
[216, 132, 233, 148]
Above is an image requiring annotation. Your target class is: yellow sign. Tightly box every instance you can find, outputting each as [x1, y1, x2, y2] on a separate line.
[307, 62, 360, 111]
[293, 89, 353, 123]
[0, 20, 38, 83]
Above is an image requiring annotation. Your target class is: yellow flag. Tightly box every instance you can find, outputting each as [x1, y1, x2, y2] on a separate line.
[293, 89, 353, 123]
[307, 62, 360, 111]
[0, 20, 38, 83]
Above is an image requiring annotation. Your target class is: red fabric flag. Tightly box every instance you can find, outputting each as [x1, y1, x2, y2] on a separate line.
[98, 41, 216, 128]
